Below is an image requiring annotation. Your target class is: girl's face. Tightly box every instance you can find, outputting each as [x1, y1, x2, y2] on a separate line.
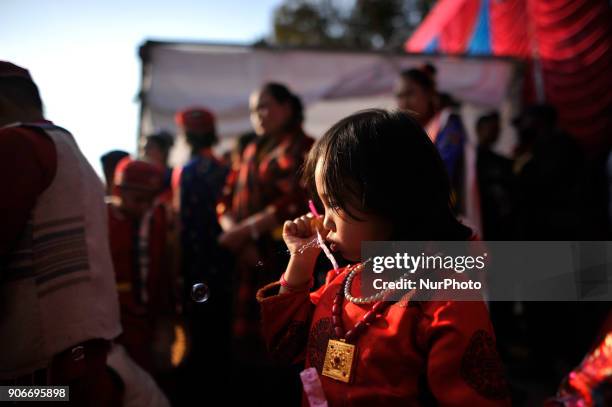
[315, 159, 392, 262]
[249, 90, 292, 136]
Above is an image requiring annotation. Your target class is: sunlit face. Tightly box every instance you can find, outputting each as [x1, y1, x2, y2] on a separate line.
[395, 77, 433, 124]
[249, 90, 292, 136]
[117, 187, 156, 219]
[315, 159, 392, 262]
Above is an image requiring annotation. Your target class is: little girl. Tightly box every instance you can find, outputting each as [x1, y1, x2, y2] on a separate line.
[257, 109, 510, 406]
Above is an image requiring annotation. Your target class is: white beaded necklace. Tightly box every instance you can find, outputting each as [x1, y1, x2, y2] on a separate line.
[343, 263, 413, 305]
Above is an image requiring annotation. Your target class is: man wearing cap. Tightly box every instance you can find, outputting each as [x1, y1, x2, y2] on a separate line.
[173, 107, 231, 398]
[173, 107, 229, 292]
[0, 61, 122, 404]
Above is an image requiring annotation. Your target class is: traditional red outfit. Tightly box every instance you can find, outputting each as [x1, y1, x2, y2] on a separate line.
[257, 266, 511, 406]
[107, 202, 169, 372]
[107, 159, 172, 374]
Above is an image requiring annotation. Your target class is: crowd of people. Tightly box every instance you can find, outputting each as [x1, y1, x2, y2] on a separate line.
[1, 59, 610, 406]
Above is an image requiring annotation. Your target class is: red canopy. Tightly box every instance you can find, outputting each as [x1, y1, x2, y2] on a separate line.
[406, 0, 612, 152]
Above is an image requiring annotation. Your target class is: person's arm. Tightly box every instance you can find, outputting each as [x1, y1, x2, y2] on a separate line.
[256, 265, 335, 365]
[0, 127, 55, 258]
[218, 205, 277, 252]
[256, 212, 327, 364]
[256, 281, 314, 364]
[420, 300, 511, 406]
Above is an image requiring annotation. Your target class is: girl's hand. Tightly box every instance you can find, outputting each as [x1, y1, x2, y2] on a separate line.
[283, 213, 324, 264]
[281, 213, 327, 291]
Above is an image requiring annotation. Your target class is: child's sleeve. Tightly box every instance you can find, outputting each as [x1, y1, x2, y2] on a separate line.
[256, 271, 335, 365]
[418, 300, 512, 406]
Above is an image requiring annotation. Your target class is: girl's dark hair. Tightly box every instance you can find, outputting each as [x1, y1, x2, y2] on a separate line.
[400, 68, 435, 93]
[303, 109, 472, 241]
[261, 82, 304, 129]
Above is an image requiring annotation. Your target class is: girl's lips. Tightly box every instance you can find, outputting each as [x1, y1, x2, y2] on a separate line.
[329, 242, 339, 252]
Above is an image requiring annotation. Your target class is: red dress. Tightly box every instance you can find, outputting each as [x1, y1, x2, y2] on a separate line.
[257, 266, 511, 406]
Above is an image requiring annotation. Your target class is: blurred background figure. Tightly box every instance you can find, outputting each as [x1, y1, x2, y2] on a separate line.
[0, 61, 123, 405]
[511, 104, 610, 397]
[106, 157, 172, 406]
[141, 131, 178, 274]
[476, 111, 515, 240]
[107, 157, 172, 373]
[143, 130, 174, 167]
[101, 149, 130, 196]
[475, 111, 519, 386]
[175, 107, 229, 289]
[512, 104, 584, 240]
[173, 106, 233, 404]
[142, 130, 175, 199]
[230, 131, 257, 171]
[396, 64, 481, 234]
[219, 131, 258, 210]
[217, 82, 313, 404]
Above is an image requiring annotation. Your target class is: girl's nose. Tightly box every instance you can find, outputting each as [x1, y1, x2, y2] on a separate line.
[322, 212, 335, 232]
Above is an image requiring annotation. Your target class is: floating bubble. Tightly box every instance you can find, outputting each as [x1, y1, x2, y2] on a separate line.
[191, 282, 210, 303]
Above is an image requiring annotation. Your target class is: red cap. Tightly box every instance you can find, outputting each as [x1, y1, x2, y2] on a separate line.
[175, 107, 215, 134]
[114, 157, 163, 193]
[0, 61, 32, 80]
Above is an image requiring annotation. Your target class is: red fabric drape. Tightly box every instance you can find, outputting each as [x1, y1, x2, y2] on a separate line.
[408, 0, 612, 152]
[490, 0, 612, 151]
[406, 0, 480, 54]
[529, 0, 612, 151]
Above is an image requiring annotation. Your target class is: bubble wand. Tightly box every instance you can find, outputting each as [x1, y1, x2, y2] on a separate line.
[309, 200, 339, 271]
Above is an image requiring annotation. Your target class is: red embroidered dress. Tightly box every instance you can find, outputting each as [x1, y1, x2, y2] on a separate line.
[257, 266, 511, 406]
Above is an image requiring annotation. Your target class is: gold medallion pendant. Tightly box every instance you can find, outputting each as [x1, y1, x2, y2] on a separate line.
[322, 339, 356, 383]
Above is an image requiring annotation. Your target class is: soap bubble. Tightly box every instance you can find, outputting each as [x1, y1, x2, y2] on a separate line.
[191, 282, 210, 303]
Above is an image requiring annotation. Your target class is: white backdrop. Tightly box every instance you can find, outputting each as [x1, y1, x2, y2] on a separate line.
[138, 42, 522, 166]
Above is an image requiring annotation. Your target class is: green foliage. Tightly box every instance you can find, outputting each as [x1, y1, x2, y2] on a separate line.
[269, 0, 435, 51]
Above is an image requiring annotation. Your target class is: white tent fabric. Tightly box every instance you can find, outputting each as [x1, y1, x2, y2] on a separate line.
[139, 42, 521, 166]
